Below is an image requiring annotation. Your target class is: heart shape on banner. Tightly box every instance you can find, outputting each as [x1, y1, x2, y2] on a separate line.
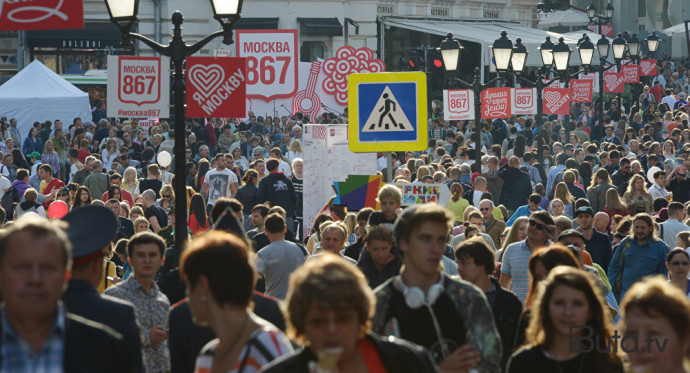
[604, 74, 618, 90]
[640, 60, 655, 75]
[544, 91, 562, 108]
[188, 64, 225, 99]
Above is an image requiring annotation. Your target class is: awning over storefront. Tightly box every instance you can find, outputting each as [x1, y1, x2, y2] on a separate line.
[297, 17, 343, 36]
[235, 17, 280, 30]
[380, 17, 612, 69]
[28, 23, 121, 49]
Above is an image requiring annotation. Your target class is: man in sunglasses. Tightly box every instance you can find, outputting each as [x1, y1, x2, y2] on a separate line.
[612, 158, 633, 196]
[499, 210, 554, 303]
[479, 200, 504, 249]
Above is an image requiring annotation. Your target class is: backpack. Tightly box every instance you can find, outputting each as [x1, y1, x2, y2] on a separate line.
[1, 186, 19, 222]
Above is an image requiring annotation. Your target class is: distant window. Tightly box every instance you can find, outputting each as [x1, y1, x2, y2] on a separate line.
[300, 41, 325, 62]
[377, 5, 394, 15]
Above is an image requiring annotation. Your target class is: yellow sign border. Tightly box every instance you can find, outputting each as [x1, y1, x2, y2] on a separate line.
[347, 72, 428, 153]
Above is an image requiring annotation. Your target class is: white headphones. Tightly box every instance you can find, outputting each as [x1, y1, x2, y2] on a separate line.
[395, 275, 445, 309]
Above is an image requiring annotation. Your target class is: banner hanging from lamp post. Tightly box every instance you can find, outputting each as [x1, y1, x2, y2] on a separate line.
[570, 79, 593, 102]
[511, 88, 537, 115]
[543, 88, 570, 115]
[603, 71, 625, 93]
[481, 87, 511, 119]
[443, 89, 474, 120]
[185, 56, 247, 118]
[621, 64, 640, 83]
[639, 60, 657, 76]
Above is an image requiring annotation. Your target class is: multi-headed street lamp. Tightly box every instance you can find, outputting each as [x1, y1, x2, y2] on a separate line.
[440, 32, 595, 164]
[105, 0, 244, 253]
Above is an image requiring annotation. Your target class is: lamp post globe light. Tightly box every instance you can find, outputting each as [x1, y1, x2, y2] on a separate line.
[104, 0, 243, 253]
[539, 36, 554, 68]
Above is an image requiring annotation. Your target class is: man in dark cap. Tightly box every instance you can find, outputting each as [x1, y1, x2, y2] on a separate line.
[61, 205, 144, 372]
[574, 206, 613, 272]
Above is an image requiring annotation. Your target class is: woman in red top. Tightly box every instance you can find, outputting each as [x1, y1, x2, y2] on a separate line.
[603, 188, 628, 221]
[187, 193, 209, 236]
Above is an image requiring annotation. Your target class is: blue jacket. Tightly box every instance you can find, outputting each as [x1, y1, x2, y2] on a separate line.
[506, 205, 544, 227]
[22, 136, 42, 156]
[607, 236, 669, 301]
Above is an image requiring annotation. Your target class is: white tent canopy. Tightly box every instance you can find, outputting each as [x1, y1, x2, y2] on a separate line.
[0, 60, 91, 141]
[381, 17, 610, 81]
[538, 9, 590, 28]
[662, 23, 687, 37]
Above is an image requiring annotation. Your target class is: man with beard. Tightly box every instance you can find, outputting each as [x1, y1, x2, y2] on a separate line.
[607, 213, 670, 302]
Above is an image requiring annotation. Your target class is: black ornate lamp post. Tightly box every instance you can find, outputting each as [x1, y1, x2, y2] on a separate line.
[586, 1, 614, 35]
[593, 32, 659, 126]
[104, 0, 244, 254]
[439, 32, 513, 167]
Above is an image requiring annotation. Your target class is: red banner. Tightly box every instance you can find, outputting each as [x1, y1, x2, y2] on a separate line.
[543, 88, 571, 115]
[0, 0, 84, 31]
[588, 24, 613, 37]
[603, 72, 625, 93]
[186, 57, 247, 118]
[639, 59, 658, 76]
[600, 24, 613, 37]
[621, 64, 640, 83]
[570, 79, 593, 102]
[481, 88, 511, 119]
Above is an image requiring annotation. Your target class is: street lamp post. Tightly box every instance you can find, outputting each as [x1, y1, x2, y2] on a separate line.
[439, 32, 596, 166]
[586, 1, 614, 36]
[439, 33, 511, 167]
[594, 32, 659, 128]
[105, 0, 243, 254]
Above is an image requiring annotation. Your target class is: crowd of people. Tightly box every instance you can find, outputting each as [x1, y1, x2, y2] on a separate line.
[6, 55, 690, 372]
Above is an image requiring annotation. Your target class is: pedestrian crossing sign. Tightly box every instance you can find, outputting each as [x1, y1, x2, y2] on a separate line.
[348, 72, 427, 152]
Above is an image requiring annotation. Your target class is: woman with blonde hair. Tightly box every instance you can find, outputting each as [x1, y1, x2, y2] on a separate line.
[156, 184, 175, 214]
[507, 266, 623, 372]
[285, 139, 303, 164]
[102, 138, 119, 170]
[343, 213, 358, 245]
[622, 174, 653, 214]
[121, 166, 139, 195]
[548, 198, 566, 218]
[41, 139, 60, 177]
[413, 166, 431, 184]
[604, 188, 628, 220]
[447, 182, 469, 225]
[662, 139, 676, 160]
[553, 182, 574, 217]
[497, 216, 528, 262]
[619, 276, 690, 372]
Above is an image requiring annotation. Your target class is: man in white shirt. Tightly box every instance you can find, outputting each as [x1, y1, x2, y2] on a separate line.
[0, 172, 10, 200]
[472, 176, 488, 207]
[660, 202, 689, 248]
[648, 169, 672, 201]
[269, 147, 292, 179]
[661, 88, 678, 109]
[201, 154, 238, 212]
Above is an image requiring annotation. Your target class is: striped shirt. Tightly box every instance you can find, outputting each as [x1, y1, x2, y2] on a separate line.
[1, 304, 65, 373]
[501, 239, 549, 303]
[194, 325, 292, 373]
